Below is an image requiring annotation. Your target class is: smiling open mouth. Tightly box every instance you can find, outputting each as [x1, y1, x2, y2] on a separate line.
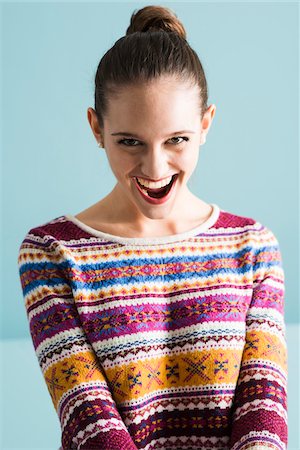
[136, 174, 178, 198]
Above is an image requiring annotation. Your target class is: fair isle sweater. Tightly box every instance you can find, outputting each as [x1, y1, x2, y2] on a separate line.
[17, 203, 288, 450]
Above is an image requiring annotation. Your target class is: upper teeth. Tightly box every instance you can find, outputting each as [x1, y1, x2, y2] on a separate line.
[136, 176, 173, 189]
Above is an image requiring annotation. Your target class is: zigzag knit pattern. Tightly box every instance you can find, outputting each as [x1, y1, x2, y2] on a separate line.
[17, 204, 288, 450]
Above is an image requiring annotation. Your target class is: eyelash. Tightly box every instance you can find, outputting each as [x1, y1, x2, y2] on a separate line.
[117, 136, 190, 147]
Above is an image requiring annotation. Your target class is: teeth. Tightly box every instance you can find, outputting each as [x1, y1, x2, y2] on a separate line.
[137, 175, 173, 189]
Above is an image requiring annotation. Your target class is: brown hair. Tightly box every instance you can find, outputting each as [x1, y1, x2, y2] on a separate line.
[94, 5, 208, 129]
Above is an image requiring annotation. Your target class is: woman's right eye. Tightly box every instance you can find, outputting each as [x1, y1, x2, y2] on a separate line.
[117, 138, 140, 146]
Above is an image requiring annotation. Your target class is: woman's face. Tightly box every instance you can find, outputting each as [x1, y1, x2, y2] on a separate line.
[88, 76, 216, 223]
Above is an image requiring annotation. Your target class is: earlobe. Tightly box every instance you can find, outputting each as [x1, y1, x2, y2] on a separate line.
[200, 134, 206, 145]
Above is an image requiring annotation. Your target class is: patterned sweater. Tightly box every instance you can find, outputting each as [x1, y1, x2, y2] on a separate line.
[17, 203, 288, 450]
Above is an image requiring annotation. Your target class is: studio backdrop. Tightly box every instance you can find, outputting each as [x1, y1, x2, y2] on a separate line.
[1, 2, 298, 449]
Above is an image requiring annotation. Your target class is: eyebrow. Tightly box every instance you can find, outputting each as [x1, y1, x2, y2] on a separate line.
[111, 130, 195, 138]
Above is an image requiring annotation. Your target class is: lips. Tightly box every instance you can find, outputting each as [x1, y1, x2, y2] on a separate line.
[133, 173, 179, 205]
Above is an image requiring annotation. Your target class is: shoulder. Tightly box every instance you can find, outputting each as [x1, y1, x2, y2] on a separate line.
[19, 214, 67, 243]
[217, 206, 279, 241]
[215, 206, 282, 261]
[17, 215, 66, 268]
[17, 214, 89, 270]
[216, 206, 265, 233]
[17, 213, 91, 252]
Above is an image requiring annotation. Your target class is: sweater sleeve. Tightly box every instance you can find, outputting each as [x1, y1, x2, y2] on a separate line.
[229, 226, 288, 450]
[17, 233, 138, 450]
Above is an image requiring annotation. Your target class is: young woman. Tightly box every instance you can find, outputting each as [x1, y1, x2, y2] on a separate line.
[18, 5, 288, 450]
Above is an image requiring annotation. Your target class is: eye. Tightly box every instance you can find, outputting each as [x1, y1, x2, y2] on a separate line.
[117, 138, 140, 147]
[169, 136, 189, 145]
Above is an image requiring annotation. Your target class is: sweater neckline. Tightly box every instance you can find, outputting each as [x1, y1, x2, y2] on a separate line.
[64, 203, 220, 246]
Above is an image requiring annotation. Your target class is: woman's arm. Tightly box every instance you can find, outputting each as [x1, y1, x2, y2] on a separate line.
[17, 231, 138, 450]
[229, 226, 288, 450]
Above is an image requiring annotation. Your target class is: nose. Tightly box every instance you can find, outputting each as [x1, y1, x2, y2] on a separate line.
[140, 145, 172, 180]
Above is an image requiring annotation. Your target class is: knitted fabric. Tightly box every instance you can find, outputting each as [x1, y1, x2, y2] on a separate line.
[17, 203, 288, 450]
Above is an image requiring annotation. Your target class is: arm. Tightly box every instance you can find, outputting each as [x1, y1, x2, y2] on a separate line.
[17, 232, 138, 450]
[229, 226, 288, 450]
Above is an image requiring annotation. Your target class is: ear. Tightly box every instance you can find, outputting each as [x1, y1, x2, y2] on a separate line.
[200, 104, 216, 145]
[87, 107, 104, 147]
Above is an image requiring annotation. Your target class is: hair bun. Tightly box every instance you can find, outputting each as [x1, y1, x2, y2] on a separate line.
[126, 5, 186, 39]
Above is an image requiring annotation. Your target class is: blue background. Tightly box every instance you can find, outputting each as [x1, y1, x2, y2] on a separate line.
[1, 1, 299, 449]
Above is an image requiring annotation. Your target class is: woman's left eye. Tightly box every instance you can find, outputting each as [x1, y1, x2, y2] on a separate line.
[169, 136, 189, 145]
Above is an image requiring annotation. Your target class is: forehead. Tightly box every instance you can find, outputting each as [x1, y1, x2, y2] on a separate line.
[110, 76, 199, 103]
[105, 77, 201, 132]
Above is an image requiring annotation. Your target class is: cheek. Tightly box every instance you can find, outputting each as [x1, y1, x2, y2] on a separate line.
[106, 149, 135, 176]
[176, 149, 199, 170]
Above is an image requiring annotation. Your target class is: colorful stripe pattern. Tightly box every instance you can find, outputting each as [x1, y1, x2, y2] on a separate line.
[17, 205, 288, 450]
